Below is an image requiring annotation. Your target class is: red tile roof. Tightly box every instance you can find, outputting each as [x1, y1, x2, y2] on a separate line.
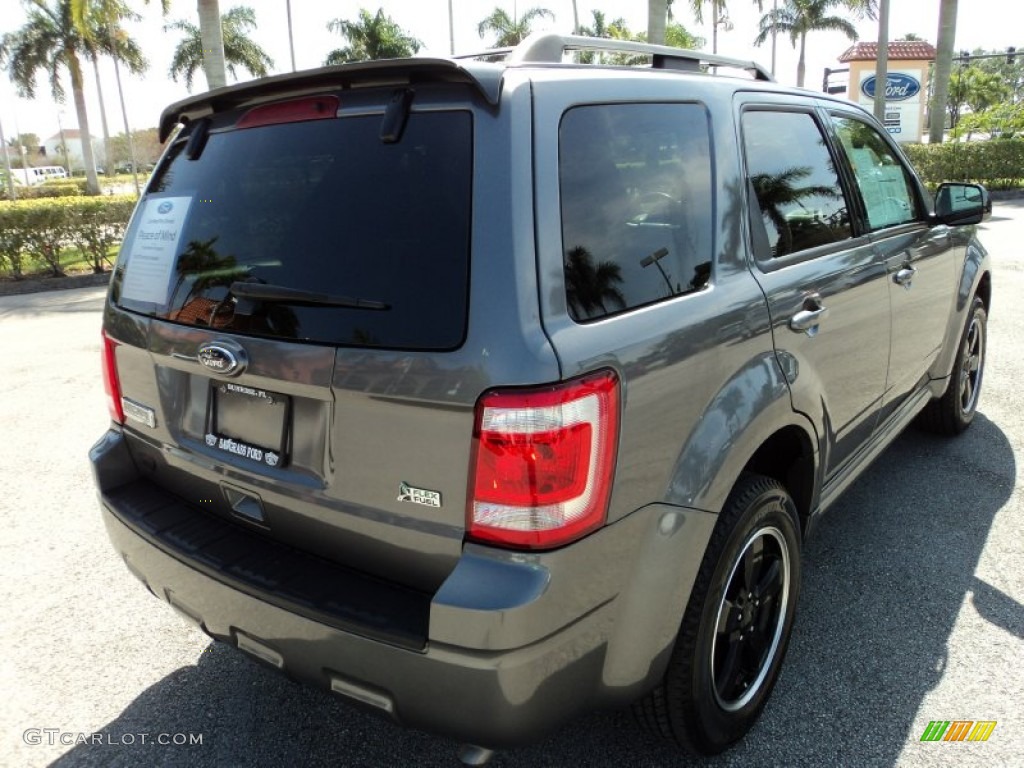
[839, 41, 937, 62]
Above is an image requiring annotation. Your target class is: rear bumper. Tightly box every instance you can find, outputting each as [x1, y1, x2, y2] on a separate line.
[93, 429, 716, 747]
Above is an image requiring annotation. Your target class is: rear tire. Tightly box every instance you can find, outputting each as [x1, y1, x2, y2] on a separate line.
[634, 473, 802, 754]
[918, 296, 987, 436]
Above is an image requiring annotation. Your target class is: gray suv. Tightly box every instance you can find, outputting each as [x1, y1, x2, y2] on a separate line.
[91, 34, 991, 762]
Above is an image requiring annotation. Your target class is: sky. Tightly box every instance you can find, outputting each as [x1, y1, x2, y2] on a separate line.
[0, 0, 1019, 143]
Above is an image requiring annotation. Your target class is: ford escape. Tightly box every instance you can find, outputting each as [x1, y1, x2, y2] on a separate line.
[91, 33, 992, 762]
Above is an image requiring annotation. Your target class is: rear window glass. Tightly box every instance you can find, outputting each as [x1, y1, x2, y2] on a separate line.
[114, 110, 472, 349]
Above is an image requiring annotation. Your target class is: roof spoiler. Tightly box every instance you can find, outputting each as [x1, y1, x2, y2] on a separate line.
[158, 58, 501, 141]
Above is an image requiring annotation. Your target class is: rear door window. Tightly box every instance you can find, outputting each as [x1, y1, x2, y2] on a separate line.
[742, 110, 852, 260]
[115, 107, 473, 350]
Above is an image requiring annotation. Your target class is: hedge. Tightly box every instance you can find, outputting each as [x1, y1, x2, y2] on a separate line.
[0, 195, 136, 279]
[42, 178, 89, 193]
[1, 184, 83, 201]
[903, 139, 1024, 190]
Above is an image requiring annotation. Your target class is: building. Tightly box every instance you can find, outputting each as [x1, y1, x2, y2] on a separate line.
[41, 128, 103, 171]
[838, 41, 937, 144]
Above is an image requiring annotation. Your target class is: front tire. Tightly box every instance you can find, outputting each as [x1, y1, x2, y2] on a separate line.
[919, 295, 987, 435]
[635, 473, 802, 754]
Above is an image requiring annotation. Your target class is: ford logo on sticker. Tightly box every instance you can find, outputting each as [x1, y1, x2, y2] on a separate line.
[198, 343, 243, 376]
[157, 201, 174, 214]
[861, 73, 921, 101]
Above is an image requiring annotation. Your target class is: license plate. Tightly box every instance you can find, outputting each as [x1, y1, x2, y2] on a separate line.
[206, 383, 289, 467]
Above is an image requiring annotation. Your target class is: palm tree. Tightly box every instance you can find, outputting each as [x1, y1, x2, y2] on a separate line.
[0, 0, 119, 195]
[577, 11, 630, 62]
[66, 1, 154, 189]
[929, 0, 958, 142]
[687, 1, 765, 54]
[82, 8, 146, 176]
[166, 6, 273, 93]
[477, 6, 554, 47]
[197, 0, 227, 89]
[751, 166, 840, 255]
[324, 8, 421, 64]
[648, 0, 668, 45]
[564, 246, 625, 319]
[74, 0, 229, 90]
[753, 0, 858, 87]
[69, 0, 169, 30]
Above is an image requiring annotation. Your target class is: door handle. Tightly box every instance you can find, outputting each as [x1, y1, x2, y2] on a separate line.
[789, 294, 829, 335]
[894, 265, 917, 288]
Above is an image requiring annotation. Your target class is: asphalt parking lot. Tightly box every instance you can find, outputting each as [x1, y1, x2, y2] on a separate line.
[2, 203, 1022, 768]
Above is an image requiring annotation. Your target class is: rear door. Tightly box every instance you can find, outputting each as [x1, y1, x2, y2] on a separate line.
[739, 98, 891, 478]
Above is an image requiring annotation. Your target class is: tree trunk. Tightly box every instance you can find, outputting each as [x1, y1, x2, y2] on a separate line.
[197, 0, 227, 90]
[770, 0, 778, 76]
[712, 3, 719, 54]
[112, 56, 141, 197]
[286, 0, 297, 70]
[0, 117, 17, 200]
[92, 56, 113, 175]
[67, 53, 101, 195]
[648, 0, 667, 45]
[797, 32, 806, 87]
[448, 0, 455, 53]
[929, 0, 958, 143]
[873, 0, 890, 122]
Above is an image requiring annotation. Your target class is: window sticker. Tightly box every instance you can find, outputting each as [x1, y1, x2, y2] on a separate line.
[121, 196, 194, 304]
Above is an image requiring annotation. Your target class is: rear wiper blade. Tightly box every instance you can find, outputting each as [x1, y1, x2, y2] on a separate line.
[229, 282, 389, 310]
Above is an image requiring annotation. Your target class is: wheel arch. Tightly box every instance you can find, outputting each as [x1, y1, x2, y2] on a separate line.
[976, 268, 991, 313]
[665, 351, 820, 528]
[739, 426, 817, 534]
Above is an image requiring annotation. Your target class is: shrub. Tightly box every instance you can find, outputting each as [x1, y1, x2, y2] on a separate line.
[0, 195, 136, 278]
[68, 197, 137, 272]
[1, 184, 83, 200]
[42, 177, 88, 192]
[903, 139, 1024, 190]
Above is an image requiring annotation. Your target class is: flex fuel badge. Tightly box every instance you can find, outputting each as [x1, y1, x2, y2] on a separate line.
[397, 482, 442, 508]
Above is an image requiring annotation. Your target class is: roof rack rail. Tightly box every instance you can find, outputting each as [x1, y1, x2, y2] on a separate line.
[456, 32, 773, 82]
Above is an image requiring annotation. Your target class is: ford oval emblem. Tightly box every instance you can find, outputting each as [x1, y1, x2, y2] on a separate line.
[861, 73, 921, 101]
[197, 343, 243, 376]
[157, 201, 173, 214]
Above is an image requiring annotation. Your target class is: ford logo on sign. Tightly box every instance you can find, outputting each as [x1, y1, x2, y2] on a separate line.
[197, 343, 245, 376]
[861, 73, 921, 101]
[157, 201, 174, 214]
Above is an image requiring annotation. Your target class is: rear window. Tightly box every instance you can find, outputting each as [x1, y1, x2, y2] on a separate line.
[114, 109, 473, 349]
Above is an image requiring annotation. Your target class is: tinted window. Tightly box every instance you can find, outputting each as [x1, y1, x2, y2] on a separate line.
[742, 110, 851, 259]
[559, 103, 712, 322]
[832, 116, 918, 230]
[115, 110, 472, 349]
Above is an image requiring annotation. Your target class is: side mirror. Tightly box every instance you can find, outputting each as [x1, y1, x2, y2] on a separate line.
[934, 182, 991, 226]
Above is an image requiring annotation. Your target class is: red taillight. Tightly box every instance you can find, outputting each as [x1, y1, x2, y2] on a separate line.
[101, 332, 124, 424]
[468, 370, 619, 549]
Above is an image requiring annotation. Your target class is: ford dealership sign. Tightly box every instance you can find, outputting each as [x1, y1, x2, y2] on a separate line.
[861, 73, 921, 101]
